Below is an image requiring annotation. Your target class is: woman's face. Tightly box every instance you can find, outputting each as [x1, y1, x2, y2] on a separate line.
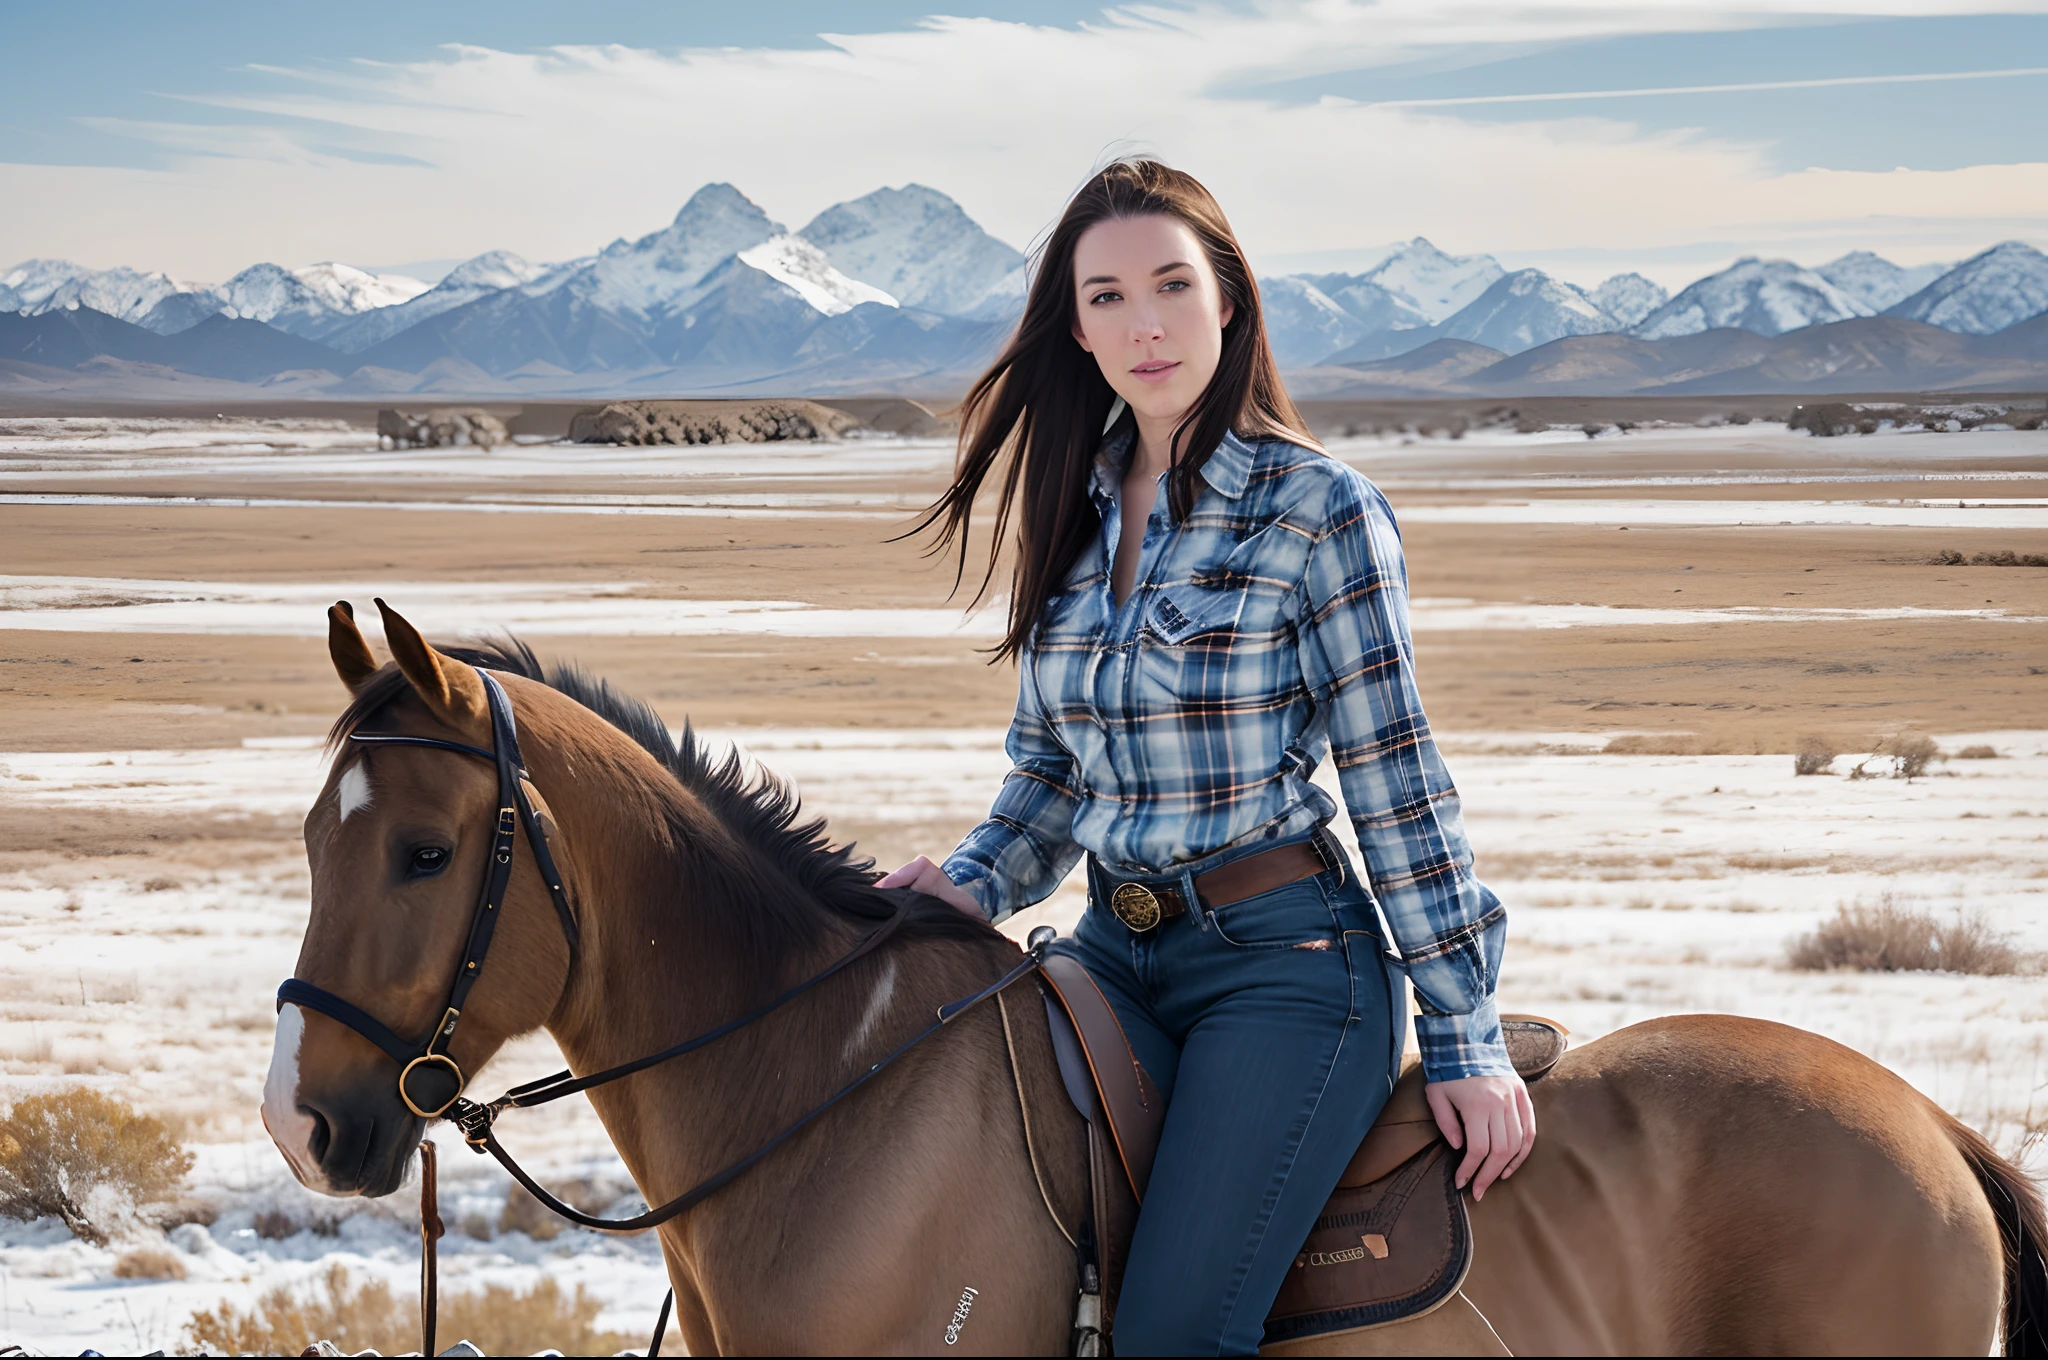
[1070, 214, 1234, 434]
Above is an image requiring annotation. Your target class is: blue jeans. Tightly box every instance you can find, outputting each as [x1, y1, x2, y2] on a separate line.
[1055, 845, 1401, 1356]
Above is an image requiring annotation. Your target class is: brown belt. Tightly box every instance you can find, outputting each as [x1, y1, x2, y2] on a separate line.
[1095, 839, 1332, 932]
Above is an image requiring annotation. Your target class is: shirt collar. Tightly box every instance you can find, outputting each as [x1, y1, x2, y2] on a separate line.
[1090, 423, 1258, 506]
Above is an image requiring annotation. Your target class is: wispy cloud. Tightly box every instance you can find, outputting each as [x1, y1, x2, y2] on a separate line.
[2, 1, 2044, 283]
[1366, 65, 2048, 107]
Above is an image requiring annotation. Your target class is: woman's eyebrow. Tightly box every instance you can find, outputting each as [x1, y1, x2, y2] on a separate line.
[1081, 273, 1120, 287]
[1152, 260, 1194, 276]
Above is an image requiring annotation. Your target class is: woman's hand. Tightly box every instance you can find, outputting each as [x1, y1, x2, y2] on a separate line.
[1423, 1072, 1535, 1201]
[876, 855, 987, 920]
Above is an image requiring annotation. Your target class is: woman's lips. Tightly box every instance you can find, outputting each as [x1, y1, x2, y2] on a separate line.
[1130, 360, 1180, 384]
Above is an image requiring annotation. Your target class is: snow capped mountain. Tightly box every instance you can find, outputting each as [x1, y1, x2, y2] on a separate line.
[293, 263, 429, 314]
[1325, 268, 1614, 364]
[1884, 241, 2048, 334]
[1434, 270, 1614, 353]
[1261, 276, 1379, 368]
[324, 251, 555, 353]
[566, 183, 784, 317]
[1355, 238, 1503, 323]
[0, 259, 198, 325]
[1590, 273, 1668, 328]
[1296, 273, 1430, 334]
[440, 250, 551, 294]
[1632, 258, 1871, 339]
[798, 184, 1023, 316]
[215, 264, 335, 338]
[1817, 251, 1950, 312]
[737, 236, 897, 316]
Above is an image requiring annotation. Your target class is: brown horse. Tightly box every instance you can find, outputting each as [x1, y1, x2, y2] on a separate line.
[263, 601, 2045, 1356]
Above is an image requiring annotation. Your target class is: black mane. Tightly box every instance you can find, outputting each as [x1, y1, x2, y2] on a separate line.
[330, 638, 994, 950]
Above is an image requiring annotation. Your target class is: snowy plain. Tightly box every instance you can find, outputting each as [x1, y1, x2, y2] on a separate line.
[3, 728, 2046, 1352]
[1, 413, 2042, 1353]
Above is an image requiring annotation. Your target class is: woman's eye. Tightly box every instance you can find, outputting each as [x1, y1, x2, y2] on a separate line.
[1160, 279, 1188, 293]
[1089, 290, 1121, 305]
[407, 846, 451, 878]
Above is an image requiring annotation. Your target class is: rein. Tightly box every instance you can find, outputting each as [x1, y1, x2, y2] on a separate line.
[277, 669, 1045, 1350]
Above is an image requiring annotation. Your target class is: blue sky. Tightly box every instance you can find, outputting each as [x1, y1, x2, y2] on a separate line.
[3, 2, 2044, 288]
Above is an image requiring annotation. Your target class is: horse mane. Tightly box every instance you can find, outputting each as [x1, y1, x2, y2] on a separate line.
[329, 638, 995, 954]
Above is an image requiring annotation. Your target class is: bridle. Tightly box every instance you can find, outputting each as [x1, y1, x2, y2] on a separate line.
[279, 670, 577, 1120]
[275, 667, 1044, 1233]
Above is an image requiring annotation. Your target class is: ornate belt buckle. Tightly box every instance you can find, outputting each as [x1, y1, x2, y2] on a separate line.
[1110, 881, 1163, 932]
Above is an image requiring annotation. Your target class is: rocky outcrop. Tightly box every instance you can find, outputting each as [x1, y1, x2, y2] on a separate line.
[568, 399, 862, 445]
[377, 407, 509, 449]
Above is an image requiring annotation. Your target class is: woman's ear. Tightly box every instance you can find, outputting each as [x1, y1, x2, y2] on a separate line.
[1218, 291, 1235, 331]
[1071, 311, 1094, 353]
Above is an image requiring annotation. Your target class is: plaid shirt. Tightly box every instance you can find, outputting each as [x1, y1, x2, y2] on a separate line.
[942, 426, 1511, 1081]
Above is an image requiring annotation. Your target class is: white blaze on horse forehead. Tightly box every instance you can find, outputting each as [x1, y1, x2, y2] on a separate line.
[336, 762, 372, 822]
[261, 1004, 327, 1190]
[844, 956, 899, 1062]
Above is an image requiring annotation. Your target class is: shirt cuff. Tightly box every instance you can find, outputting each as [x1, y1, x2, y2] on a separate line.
[1414, 996, 1515, 1082]
[939, 859, 1003, 922]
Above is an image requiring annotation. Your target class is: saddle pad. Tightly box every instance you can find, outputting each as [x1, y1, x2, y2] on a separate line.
[1262, 1141, 1472, 1346]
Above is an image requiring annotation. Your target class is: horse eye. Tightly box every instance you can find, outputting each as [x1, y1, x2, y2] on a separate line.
[407, 846, 451, 878]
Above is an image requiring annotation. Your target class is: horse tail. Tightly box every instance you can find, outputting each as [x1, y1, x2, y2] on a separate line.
[1946, 1112, 2048, 1357]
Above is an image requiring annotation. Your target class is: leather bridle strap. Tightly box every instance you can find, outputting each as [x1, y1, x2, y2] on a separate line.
[277, 670, 578, 1118]
[274, 662, 1047, 1245]
[453, 947, 1047, 1233]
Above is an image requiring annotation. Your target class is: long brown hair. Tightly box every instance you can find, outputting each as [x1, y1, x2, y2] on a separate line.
[916, 158, 1318, 662]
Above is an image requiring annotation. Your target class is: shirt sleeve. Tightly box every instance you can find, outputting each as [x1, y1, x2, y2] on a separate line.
[1296, 474, 1513, 1082]
[940, 659, 1087, 923]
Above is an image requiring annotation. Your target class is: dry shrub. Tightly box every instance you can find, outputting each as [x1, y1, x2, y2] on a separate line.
[113, 1246, 187, 1280]
[1794, 734, 1837, 776]
[1956, 745, 2000, 760]
[498, 1176, 618, 1240]
[1789, 898, 2031, 975]
[186, 1261, 633, 1357]
[0, 1087, 193, 1244]
[253, 1206, 340, 1239]
[1849, 733, 1941, 781]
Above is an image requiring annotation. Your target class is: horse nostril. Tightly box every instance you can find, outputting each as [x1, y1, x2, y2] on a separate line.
[301, 1104, 331, 1163]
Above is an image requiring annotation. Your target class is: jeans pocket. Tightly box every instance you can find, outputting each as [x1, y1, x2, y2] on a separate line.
[1207, 876, 1342, 951]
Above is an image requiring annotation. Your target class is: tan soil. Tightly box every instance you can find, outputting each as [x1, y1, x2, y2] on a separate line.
[3, 427, 2043, 769]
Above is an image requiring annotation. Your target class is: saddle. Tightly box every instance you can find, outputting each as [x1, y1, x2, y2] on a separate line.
[1039, 953, 1567, 1350]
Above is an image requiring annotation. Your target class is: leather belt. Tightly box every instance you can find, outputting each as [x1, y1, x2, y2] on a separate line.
[1093, 837, 1335, 932]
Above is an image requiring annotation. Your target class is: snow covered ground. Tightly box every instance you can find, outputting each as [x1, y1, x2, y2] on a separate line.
[1, 576, 2039, 639]
[3, 728, 2044, 1352]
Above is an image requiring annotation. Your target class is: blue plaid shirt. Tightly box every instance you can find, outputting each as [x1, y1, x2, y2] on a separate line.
[942, 426, 1511, 1081]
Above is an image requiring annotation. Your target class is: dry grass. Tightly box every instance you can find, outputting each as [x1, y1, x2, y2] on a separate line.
[1789, 898, 2034, 976]
[0, 1087, 193, 1244]
[112, 1246, 187, 1280]
[185, 1261, 634, 1357]
[1794, 734, 1837, 777]
[1955, 744, 2000, 760]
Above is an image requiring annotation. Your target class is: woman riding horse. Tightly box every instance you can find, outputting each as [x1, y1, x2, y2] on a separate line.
[879, 158, 1534, 1356]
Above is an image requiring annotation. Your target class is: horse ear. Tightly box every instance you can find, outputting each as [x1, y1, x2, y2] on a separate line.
[327, 601, 381, 692]
[373, 597, 488, 734]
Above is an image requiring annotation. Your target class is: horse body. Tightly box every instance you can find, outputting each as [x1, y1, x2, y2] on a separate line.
[264, 607, 2041, 1356]
[1455, 1017, 2004, 1356]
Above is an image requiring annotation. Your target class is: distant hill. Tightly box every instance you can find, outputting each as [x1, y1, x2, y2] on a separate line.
[1324, 316, 2048, 398]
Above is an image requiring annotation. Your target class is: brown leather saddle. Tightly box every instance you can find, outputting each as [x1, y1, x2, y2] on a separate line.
[1039, 953, 1567, 1349]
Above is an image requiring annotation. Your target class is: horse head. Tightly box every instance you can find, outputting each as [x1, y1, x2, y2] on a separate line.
[263, 600, 578, 1197]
